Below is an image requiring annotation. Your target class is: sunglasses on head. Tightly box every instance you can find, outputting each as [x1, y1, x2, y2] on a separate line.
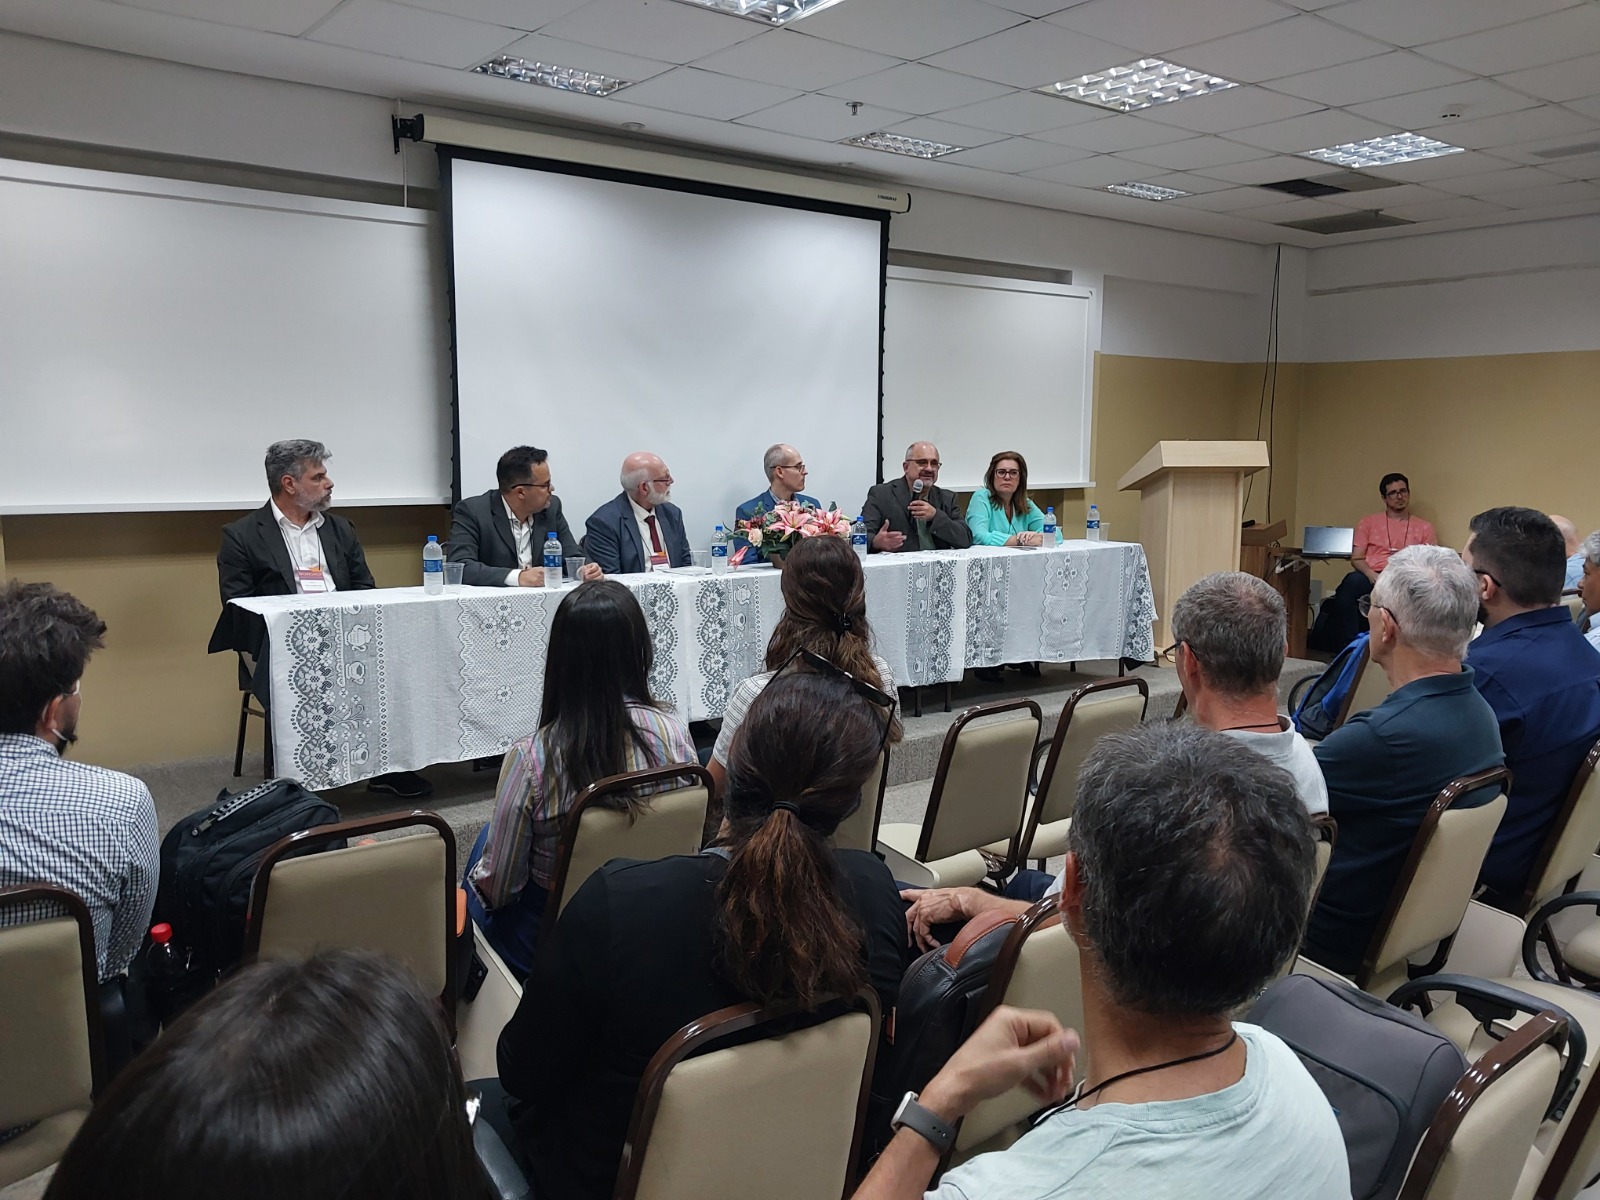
[776, 648, 897, 751]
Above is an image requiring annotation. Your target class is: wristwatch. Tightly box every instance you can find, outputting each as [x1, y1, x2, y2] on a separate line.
[891, 1091, 956, 1154]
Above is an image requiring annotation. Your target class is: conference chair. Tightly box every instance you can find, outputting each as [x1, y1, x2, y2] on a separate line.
[243, 810, 456, 1029]
[1325, 768, 1511, 999]
[0, 884, 107, 1189]
[876, 699, 1042, 889]
[232, 652, 273, 778]
[1287, 639, 1390, 735]
[1311, 813, 1338, 904]
[456, 926, 523, 1084]
[999, 678, 1148, 869]
[614, 992, 880, 1200]
[833, 746, 891, 855]
[538, 764, 713, 949]
[1562, 592, 1585, 625]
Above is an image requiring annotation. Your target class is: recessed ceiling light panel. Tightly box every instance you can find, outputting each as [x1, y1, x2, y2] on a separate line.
[1301, 132, 1465, 170]
[1036, 58, 1239, 113]
[841, 132, 963, 159]
[473, 56, 632, 97]
[1105, 181, 1191, 201]
[667, 0, 850, 25]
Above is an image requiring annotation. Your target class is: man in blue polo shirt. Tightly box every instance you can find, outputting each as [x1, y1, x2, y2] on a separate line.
[1464, 507, 1600, 908]
[732, 443, 819, 557]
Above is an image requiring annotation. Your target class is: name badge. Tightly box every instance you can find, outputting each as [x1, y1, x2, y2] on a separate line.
[295, 568, 330, 594]
[649, 552, 669, 568]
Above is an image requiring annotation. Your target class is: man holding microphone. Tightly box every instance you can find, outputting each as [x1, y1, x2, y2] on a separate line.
[861, 442, 972, 553]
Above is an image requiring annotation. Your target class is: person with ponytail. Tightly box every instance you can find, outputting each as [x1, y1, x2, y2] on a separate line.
[491, 671, 907, 1200]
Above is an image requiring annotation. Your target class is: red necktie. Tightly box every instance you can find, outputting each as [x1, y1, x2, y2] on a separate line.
[646, 514, 664, 555]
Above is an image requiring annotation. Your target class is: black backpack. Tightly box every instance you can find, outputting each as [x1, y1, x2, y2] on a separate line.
[1247, 974, 1469, 1200]
[154, 778, 341, 982]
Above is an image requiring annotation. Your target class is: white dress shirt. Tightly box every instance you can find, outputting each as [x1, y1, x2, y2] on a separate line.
[629, 496, 668, 568]
[503, 497, 534, 586]
[271, 499, 336, 593]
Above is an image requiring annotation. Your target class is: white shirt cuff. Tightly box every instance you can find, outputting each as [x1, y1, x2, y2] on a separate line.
[506, 568, 522, 587]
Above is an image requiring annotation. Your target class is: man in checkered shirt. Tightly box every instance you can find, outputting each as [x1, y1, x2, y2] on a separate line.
[0, 581, 159, 984]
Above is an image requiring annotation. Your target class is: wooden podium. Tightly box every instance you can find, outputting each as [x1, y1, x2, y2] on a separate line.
[1118, 440, 1269, 643]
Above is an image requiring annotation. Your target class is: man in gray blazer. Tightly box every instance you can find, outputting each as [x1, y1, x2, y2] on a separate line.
[448, 446, 603, 587]
[861, 441, 972, 553]
[584, 452, 692, 575]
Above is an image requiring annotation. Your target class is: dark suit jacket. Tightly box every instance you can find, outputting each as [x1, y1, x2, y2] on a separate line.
[860, 477, 972, 553]
[448, 489, 580, 587]
[583, 493, 691, 575]
[206, 503, 375, 659]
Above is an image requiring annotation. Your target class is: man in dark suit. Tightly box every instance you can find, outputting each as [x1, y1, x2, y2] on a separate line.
[206, 439, 429, 799]
[449, 446, 604, 587]
[584, 452, 692, 575]
[860, 441, 972, 553]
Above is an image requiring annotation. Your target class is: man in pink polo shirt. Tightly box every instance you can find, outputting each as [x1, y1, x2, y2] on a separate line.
[1311, 473, 1438, 652]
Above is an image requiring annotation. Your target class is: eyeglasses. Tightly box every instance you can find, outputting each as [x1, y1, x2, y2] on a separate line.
[1472, 567, 1501, 589]
[1357, 596, 1401, 628]
[908, 458, 941, 468]
[777, 648, 898, 752]
[515, 479, 553, 492]
[1157, 642, 1183, 664]
[993, 468, 1021, 478]
[649, 476, 674, 486]
[777, 461, 806, 474]
[1384, 487, 1410, 499]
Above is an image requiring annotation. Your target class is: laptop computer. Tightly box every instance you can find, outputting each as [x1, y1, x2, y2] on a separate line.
[1302, 526, 1355, 559]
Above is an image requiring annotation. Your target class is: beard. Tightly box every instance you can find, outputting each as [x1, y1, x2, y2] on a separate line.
[647, 483, 672, 505]
[310, 494, 334, 513]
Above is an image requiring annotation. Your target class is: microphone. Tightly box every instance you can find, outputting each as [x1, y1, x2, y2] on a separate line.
[911, 478, 925, 502]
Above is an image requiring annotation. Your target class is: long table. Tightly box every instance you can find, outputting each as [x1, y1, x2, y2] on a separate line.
[232, 540, 1155, 789]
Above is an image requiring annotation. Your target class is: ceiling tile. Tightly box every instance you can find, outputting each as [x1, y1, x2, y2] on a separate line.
[1133, 170, 1238, 194]
[1380, 195, 1508, 222]
[1574, 97, 1600, 122]
[821, 62, 1012, 113]
[1267, 52, 1472, 107]
[1137, 85, 1321, 134]
[1229, 196, 1351, 222]
[1418, 106, 1597, 150]
[1480, 179, 1600, 208]
[1024, 154, 1155, 187]
[538, 0, 761, 64]
[1226, 108, 1396, 153]
[1275, 0, 1346, 9]
[1536, 151, 1600, 180]
[976, 0, 1080, 15]
[1348, 80, 1541, 130]
[1359, 148, 1518, 180]
[114, 0, 340, 36]
[690, 31, 898, 91]
[935, 89, 1109, 134]
[307, 0, 518, 67]
[1419, 6, 1600, 76]
[1192, 153, 1333, 183]
[733, 93, 911, 140]
[1033, 113, 1193, 151]
[1496, 53, 1600, 104]
[1320, 0, 1583, 48]
[1316, 182, 1452, 209]
[884, 116, 1011, 149]
[942, 136, 1091, 171]
[1166, 185, 1284, 210]
[1430, 165, 1572, 194]
[1172, 15, 1390, 84]
[499, 32, 674, 80]
[1044, 0, 1289, 56]
[610, 66, 798, 119]
[396, 0, 591, 32]
[922, 20, 1136, 89]
[1116, 134, 1270, 170]
[795, 0, 1024, 60]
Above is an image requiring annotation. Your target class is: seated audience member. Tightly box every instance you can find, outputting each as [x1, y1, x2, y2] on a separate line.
[493, 672, 908, 1200]
[965, 451, 1045, 548]
[583, 452, 691, 574]
[1303, 546, 1503, 974]
[862, 442, 973, 553]
[1552, 514, 1585, 590]
[855, 722, 1348, 1200]
[1309, 472, 1437, 652]
[1463, 507, 1600, 907]
[902, 570, 1326, 948]
[464, 580, 696, 978]
[44, 951, 491, 1200]
[0, 581, 158, 986]
[207, 438, 429, 799]
[1580, 531, 1600, 652]
[449, 445, 602, 587]
[733, 442, 819, 554]
[707, 533, 901, 811]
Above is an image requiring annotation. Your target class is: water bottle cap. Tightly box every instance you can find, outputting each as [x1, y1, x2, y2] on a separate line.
[427, 535, 438, 543]
[715, 524, 724, 531]
[150, 922, 173, 945]
[548, 532, 558, 539]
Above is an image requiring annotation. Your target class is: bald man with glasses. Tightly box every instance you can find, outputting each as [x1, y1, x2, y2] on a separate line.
[861, 442, 972, 553]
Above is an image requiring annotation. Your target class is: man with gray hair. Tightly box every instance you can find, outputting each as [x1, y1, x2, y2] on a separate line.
[861, 441, 971, 553]
[1302, 545, 1502, 974]
[583, 452, 691, 575]
[733, 443, 819, 555]
[1579, 531, 1600, 653]
[856, 723, 1348, 1200]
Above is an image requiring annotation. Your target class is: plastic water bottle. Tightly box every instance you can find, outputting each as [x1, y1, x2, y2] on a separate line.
[543, 532, 563, 589]
[711, 524, 729, 574]
[1087, 504, 1101, 542]
[422, 535, 444, 593]
[851, 515, 869, 561]
[1042, 507, 1057, 546]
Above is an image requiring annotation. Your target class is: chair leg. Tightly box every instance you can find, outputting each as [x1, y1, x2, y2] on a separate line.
[234, 691, 250, 777]
[913, 686, 924, 719]
[263, 717, 275, 779]
[942, 682, 952, 713]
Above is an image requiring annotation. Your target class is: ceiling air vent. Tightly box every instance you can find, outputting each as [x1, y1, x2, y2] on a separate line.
[1260, 171, 1403, 198]
[1278, 211, 1414, 235]
[1531, 140, 1600, 159]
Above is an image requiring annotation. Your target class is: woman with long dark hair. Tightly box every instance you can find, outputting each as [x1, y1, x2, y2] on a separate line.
[465, 580, 696, 977]
[493, 670, 907, 1200]
[966, 450, 1045, 548]
[46, 951, 491, 1200]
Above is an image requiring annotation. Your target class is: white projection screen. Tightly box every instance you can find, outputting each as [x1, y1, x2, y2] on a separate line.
[445, 153, 887, 546]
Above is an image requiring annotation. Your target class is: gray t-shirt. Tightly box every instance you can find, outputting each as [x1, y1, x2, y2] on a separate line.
[1224, 726, 1329, 815]
[927, 1024, 1349, 1200]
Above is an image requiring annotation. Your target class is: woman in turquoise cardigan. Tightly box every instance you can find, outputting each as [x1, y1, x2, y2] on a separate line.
[966, 451, 1046, 548]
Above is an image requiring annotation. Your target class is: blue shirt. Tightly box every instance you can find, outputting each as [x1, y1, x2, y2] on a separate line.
[965, 488, 1045, 547]
[732, 488, 819, 554]
[1466, 606, 1600, 900]
[1567, 552, 1585, 591]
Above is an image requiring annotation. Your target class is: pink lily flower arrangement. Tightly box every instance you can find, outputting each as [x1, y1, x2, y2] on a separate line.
[731, 499, 850, 565]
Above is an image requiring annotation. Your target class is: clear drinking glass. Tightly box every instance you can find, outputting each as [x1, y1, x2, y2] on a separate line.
[443, 562, 465, 590]
[565, 556, 584, 584]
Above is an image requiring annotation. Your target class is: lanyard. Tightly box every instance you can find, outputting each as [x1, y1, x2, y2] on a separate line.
[1031, 1031, 1240, 1126]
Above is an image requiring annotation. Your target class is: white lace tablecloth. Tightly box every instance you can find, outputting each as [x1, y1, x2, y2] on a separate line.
[232, 540, 1154, 788]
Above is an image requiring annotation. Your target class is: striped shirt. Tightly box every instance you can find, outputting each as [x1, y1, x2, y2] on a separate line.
[0, 733, 160, 981]
[712, 654, 896, 767]
[467, 703, 697, 908]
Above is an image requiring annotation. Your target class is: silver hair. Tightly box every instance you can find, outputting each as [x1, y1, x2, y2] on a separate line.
[762, 444, 792, 482]
[264, 440, 330, 494]
[1584, 531, 1600, 569]
[1372, 545, 1479, 660]
[1169, 572, 1286, 698]
[904, 442, 936, 462]
[620, 461, 652, 493]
